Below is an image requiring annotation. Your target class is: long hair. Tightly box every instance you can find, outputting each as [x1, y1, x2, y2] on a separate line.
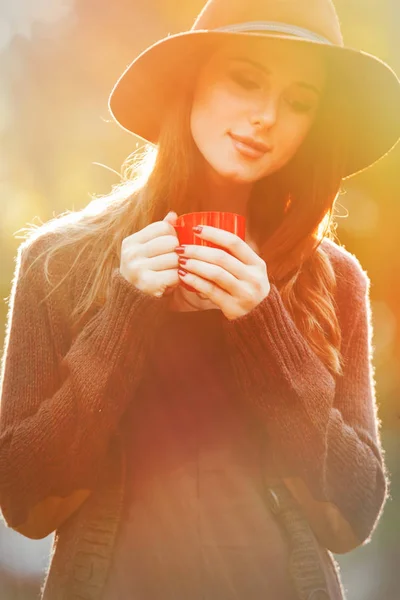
[17, 51, 350, 378]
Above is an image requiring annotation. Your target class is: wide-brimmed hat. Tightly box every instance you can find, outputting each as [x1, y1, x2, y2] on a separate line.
[108, 0, 400, 179]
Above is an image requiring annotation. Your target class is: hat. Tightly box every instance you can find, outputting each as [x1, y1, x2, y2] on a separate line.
[108, 0, 400, 179]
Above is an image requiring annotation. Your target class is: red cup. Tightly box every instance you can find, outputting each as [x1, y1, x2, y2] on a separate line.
[174, 211, 246, 293]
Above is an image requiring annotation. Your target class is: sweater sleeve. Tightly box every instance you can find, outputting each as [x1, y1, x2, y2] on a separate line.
[0, 237, 168, 533]
[221, 263, 388, 554]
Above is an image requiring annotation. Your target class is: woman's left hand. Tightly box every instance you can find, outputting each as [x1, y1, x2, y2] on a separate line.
[175, 225, 271, 321]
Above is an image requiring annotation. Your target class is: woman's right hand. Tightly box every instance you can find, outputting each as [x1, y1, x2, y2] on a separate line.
[119, 211, 180, 298]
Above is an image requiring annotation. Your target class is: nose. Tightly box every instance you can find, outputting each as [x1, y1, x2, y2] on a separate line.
[250, 96, 278, 129]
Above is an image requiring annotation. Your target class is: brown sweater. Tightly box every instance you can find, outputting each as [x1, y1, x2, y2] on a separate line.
[0, 231, 388, 600]
[102, 307, 298, 599]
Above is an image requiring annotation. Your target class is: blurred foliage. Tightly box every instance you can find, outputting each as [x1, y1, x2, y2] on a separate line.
[0, 1, 399, 599]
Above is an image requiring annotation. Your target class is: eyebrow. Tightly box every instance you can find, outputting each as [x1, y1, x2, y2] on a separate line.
[228, 56, 322, 96]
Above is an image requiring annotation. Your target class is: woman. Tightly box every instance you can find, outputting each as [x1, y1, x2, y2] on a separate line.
[1, 0, 399, 599]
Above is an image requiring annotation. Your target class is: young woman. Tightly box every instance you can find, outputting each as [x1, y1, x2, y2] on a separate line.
[1, 0, 399, 599]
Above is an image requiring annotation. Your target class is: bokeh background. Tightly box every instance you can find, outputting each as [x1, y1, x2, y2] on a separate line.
[0, 1, 399, 598]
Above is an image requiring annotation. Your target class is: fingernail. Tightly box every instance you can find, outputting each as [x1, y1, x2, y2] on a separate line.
[178, 268, 187, 277]
[192, 225, 203, 234]
[175, 246, 186, 254]
[178, 257, 188, 266]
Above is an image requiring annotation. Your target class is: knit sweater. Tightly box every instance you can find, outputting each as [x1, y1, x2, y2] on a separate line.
[0, 231, 388, 600]
[102, 307, 298, 599]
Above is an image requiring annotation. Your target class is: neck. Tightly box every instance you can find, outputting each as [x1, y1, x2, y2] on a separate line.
[194, 164, 253, 217]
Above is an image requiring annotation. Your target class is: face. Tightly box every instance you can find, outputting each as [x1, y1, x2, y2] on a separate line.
[190, 37, 326, 185]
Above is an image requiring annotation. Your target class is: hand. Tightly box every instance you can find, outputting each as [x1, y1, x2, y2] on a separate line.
[175, 225, 271, 320]
[168, 280, 221, 312]
[119, 211, 180, 298]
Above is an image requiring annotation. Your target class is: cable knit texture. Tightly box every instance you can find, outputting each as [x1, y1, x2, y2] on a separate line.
[0, 233, 169, 527]
[0, 231, 388, 600]
[222, 238, 387, 549]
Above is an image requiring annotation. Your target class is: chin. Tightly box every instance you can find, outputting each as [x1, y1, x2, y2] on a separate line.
[214, 164, 262, 184]
[208, 160, 250, 183]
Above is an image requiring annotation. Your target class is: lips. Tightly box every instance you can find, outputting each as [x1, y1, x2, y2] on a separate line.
[230, 133, 271, 152]
[229, 133, 271, 160]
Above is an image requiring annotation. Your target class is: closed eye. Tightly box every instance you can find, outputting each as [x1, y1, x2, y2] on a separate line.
[289, 100, 313, 114]
[229, 67, 315, 114]
[229, 70, 261, 91]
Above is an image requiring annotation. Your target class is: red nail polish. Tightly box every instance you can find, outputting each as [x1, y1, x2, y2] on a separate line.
[175, 246, 186, 254]
[192, 225, 203, 234]
[178, 257, 187, 265]
[178, 268, 187, 277]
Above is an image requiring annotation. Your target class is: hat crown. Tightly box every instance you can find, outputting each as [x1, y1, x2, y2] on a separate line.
[192, 0, 344, 46]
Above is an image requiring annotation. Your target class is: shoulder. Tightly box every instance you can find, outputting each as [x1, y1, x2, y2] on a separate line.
[17, 223, 94, 278]
[18, 229, 64, 264]
[319, 238, 373, 344]
[16, 229, 76, 285]
[320, 237, 370, 303]
[15, 229, 90, 320]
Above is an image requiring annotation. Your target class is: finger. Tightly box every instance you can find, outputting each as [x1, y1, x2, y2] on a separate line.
[139, 234, 179, 259]
[133, 220, 177, 245]
[163, 211, 178, 226]
[179, 259, 242, 296]
[178, 269, 229, 306]
[158, 269, 180, 290]
[149, 269, 180, 297]
[146, 252, 179, 272]
[178, 245, 248, 280]
[193, 226, 258, 265]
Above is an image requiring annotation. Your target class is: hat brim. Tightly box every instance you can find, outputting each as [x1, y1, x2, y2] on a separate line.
[108, 30, 400, 179]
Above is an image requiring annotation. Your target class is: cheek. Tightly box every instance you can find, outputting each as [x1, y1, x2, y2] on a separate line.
[190, 89, 239, 152]
[275, 118, 312, 162]
[191, 96, 218, 146]
[191, 107, 218, 163]
[253, 119, 312, 179]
